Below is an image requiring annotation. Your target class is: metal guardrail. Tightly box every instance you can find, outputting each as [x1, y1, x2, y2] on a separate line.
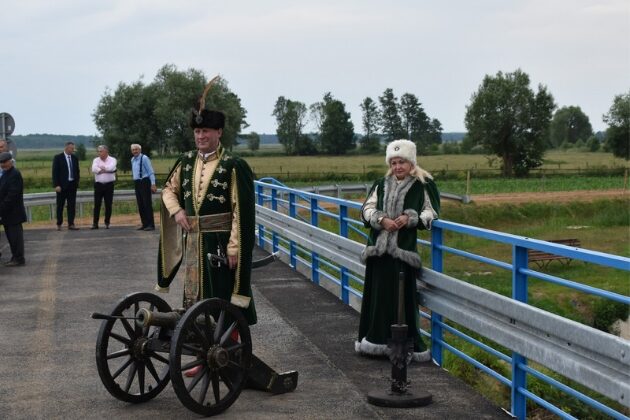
[23, 189, 160, 222]
[419, 269, 629, 407]
[254, 179, 630, 420]
[255, 203, 630, 410]
[297, 183, 470, 203]
[23, 183, 469, 223]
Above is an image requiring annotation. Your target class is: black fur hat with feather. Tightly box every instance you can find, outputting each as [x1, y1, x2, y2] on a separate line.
[190, 75, 225, 129]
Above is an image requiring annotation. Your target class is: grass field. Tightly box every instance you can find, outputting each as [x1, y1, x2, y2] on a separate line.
[16, 149, 630, 172]
[16, 149, 630, 193]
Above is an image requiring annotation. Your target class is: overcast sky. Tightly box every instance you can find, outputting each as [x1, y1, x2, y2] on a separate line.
[2, 0, 629, 137]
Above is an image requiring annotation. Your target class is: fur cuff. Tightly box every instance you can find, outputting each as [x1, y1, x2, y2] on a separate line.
[403, 209, 419, 228]
[355, 338, 388, 356]
[420, 210, 435, 230]
[230, 293, 251, 308]
[356, 338, 431, 363]
[369, 211, 387, 230]
[411, 350, 431, 363]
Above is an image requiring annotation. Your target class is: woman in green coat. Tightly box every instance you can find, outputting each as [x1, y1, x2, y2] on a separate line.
[355, 139, 440, 362]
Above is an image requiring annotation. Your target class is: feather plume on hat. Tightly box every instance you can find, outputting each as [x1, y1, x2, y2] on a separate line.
[191, 75, 226, 129]
[198, 75, 221, 114]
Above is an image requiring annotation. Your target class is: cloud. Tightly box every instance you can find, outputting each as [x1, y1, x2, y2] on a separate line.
[1, 0, 628, 135]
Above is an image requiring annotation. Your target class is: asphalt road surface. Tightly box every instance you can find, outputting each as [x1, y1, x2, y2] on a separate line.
[0, 226, 507, 419]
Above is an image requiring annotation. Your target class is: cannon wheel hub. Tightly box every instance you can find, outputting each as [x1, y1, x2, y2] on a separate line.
[207, 345, 229, 369]
[131, 337, 149, 359]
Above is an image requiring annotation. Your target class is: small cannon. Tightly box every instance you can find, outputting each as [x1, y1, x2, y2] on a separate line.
[92, 254, 297, 416]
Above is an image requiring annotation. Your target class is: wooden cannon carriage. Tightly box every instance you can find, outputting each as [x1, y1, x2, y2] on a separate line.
[91, 254, 297, 416]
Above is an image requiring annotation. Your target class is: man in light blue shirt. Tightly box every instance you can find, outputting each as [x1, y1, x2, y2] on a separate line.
[130, 143, 157, 231]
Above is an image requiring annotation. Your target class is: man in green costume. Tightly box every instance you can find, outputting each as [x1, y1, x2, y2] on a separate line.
[155, 99, 256, 326]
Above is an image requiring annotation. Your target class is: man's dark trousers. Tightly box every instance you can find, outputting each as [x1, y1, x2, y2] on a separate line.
[93, 181, 114, 226]
[134, 178, 154, 228]
[3, 223, 24, 263]
[56, 181, 78, 227]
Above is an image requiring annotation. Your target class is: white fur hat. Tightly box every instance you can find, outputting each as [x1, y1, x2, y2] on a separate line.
[385, 139, 416, 166]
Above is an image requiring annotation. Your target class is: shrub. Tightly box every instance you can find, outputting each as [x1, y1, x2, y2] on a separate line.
[592, 299, 629, 334]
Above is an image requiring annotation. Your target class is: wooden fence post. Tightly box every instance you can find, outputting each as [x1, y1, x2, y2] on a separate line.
[466, 170, 471, 196]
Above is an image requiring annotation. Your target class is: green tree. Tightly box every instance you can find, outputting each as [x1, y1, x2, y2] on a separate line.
[464, 69, 556, 176]
[318, 93, 355, 155]
[399, 93, 427, 140]
[93, 80, 160, 170]
[460, 134, 474, 154]
[586, 135, 600, 152]
[379, 88, 405, 142]
[93, 65, 248, 166]
[417, 118, 443, 154]
[272, 96, 309, 155]
[549, 106, 593, 148]
[152, 65, 206, 154]
[76, 143, 87, 161]
[359, 97, 381, 153]
[246, 131, 260, 151]
[603, 91, 630, 160]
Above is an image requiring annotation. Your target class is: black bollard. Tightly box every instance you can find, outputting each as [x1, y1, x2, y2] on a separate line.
[367, 271, 432, 408]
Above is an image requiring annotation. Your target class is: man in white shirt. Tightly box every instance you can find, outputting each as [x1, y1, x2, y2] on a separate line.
[91, 145, 117, 229]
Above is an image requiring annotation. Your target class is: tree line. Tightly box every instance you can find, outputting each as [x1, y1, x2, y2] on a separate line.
[90, 64, 629, 176]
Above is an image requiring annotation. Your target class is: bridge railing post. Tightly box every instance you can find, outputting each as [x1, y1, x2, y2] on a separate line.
[310, 197, 320, 285]
[271, 189, 279, 253]
[289, 192, 297, 268]
[430, 226, 444, 366]
[256, 184, 265, 248]
[339, 205, 348, 238]
[511, 245, 529, 419]
[339, 205, 349, 302]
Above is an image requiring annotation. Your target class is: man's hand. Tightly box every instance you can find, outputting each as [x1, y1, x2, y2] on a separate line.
[151, 184, 157, 193]
[174, 209, 191, 232]
[228, 254, 238, 270]
[55, 186, 61, 193]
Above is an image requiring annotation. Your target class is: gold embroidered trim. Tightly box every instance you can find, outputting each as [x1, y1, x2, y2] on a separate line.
[232, 168, 242, 296]
[206, 193, 226, 203]
[211, 179, 228, 189]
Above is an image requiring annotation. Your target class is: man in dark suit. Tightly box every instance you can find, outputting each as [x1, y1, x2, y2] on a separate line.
[52, 141, 80, 230]
[0, 152, 26, 266]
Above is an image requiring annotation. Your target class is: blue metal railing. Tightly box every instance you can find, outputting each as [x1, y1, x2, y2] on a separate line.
[254, 178, 630, 420]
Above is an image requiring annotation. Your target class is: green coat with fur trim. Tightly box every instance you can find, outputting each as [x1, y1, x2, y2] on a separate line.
[157, 147, 257, 325]
[357, 175, 440, 350]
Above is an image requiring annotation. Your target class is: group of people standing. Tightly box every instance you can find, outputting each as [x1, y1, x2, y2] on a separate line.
[2, 80, 440, 366]
[0, 140, 158, 267]
[51, 142, 157, 232]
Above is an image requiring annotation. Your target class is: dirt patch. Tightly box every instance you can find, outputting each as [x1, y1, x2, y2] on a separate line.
[469, 189, 627, 205]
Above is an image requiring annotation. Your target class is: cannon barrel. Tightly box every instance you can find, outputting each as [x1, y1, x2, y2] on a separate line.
[135, 308, 181, 329]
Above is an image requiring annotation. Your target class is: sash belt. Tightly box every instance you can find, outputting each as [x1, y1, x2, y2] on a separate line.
[183, 212, 232, 305]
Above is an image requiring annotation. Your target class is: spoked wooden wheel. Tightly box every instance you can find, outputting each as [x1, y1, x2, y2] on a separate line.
[169, 298, 252, 416]
[95, 292, 172, 403]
